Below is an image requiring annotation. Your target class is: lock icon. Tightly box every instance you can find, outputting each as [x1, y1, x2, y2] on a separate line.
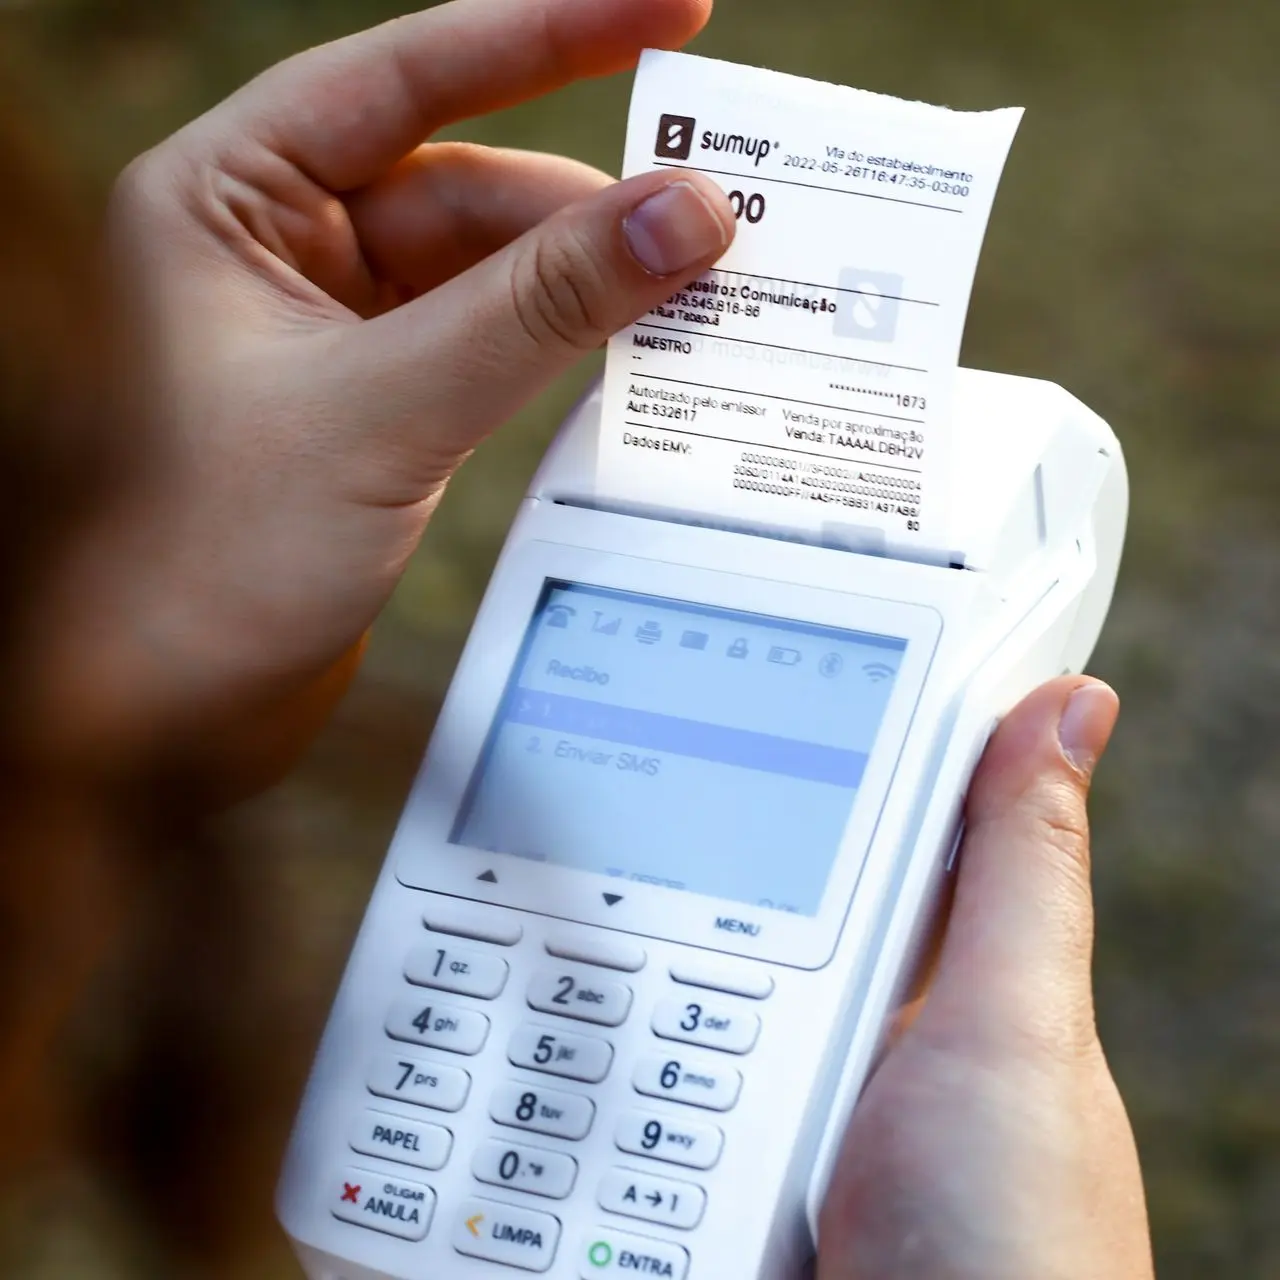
[727, 638, 749, 659]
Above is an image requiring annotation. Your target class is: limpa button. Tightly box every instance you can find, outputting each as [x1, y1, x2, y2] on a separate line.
[580, 1228, 688, 1279]
[452, 1197, 561, 1272]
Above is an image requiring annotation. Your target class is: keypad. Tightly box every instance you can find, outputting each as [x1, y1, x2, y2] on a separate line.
[406, 941, 509, 999]
[452, 1196, 561, 1272]
[473, 1138, 577, 1199]
[508, 1023, 614, 1083]
[333, 914, 777, 1262]
[349, 1108, 452, 1171]
[544, 931, 647, 973]
[332, 1165, 434, 1241]
[598, 1168, 706, 1229]
[369, 1054, 471, 1113]
[652, 996, 761, 1054]
[578, 1228, 689, 1280]
[527, 966, 632, 1026]
[614, 1109, 724, 1170]
[491, 1081, 595, 1140]
[633, 1052, 742, 1111]
[386, 996, 489, 1055]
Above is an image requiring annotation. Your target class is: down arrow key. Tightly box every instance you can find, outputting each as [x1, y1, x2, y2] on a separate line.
[602, 893, 623, 907]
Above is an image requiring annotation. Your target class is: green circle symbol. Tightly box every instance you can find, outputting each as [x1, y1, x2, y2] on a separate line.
[588, 1240, 613, 1267]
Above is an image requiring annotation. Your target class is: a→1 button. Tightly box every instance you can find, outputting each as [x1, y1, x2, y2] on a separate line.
[452, 1197, 561, 1272]
[598, 1168, 705, 1229]
[580, 1229, 689, 1280]
[349, 1108, 451, 1171]
[332, 1165, 434, 1241]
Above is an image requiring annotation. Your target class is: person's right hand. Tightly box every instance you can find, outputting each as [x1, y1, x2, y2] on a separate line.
[818, 677, 1155, 1280]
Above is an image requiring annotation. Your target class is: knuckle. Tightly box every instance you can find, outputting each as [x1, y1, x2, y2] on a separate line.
[512, 230, 610, 353]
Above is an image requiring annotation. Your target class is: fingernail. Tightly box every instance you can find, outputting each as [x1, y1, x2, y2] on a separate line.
[1057, 682, 1119, 777]
[624, 180, 729, 276]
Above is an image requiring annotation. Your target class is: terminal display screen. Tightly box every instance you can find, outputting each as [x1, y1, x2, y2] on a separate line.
[452, 582, 906, 915]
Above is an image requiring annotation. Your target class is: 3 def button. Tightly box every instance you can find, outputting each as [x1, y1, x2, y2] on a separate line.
[580, 1228, 688, 1280]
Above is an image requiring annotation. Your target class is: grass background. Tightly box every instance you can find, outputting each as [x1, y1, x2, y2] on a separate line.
[1, 0, 1277, 1276]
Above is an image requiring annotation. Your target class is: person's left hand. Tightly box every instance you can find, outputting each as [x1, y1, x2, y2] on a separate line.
[39, 0, 733, 796]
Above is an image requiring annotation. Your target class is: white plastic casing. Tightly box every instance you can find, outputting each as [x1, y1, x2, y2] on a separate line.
[277, 368, 1126, 1280]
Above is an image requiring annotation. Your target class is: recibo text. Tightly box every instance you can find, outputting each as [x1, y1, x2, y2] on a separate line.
[546, 659, 610, 685]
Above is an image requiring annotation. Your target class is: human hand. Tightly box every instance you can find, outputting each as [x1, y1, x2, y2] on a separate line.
[818, 677, 1154, 1280]
[41, 0, 733, 792]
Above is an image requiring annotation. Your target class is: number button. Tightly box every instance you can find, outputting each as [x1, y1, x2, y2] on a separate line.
[368, 1054, 470, 1112]
[473, 1139, 577, 1199]
[652, 997, 761, 1054]
[614, 1110, 724, 1170]
[598, 1168, 706, 1229]
[386, 997, 489, 1055]
[528, 967, 632, 1026]
[509, 1024, 614, 1083]
[633, 1053, 741, 1111]
[405, 942, 508, 999]
[491, 1082, 595, 1140]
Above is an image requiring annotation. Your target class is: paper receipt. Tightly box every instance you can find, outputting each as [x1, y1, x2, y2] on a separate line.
[598, 50, 1023, 554]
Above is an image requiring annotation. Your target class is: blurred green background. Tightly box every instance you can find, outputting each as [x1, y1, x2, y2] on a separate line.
[2, 0, 1277, 1276]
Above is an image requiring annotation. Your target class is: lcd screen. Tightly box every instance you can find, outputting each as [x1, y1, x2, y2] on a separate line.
[452, 582, 906, 915]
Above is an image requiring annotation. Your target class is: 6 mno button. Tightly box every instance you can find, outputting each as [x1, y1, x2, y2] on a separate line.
[579, 1228, 689, 1280]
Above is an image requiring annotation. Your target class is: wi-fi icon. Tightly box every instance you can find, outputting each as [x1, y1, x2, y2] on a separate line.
[862, 662, 895, 683]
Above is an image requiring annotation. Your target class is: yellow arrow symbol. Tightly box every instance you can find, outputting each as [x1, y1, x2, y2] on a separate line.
[465, 1214, 484, 1238]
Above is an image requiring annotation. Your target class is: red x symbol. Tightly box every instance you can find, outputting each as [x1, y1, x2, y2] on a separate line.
[341, 1183, 361, 1204]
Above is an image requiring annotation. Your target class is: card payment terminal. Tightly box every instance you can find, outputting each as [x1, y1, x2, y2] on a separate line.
[277, 367, 1127, 1279]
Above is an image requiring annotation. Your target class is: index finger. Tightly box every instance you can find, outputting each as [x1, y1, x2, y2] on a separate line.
[213, 0, 713, 191]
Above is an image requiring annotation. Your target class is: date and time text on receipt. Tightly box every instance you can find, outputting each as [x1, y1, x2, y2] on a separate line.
[598, 50, 1024, 556]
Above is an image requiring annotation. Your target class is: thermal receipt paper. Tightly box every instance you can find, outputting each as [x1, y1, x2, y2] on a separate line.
[598, 50, 1023, 557]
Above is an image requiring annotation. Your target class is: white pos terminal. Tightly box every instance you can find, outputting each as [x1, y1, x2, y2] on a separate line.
[276, 365, 1127, 1280]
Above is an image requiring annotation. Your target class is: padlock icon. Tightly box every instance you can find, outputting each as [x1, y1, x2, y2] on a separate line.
[727, 638, 749, 659]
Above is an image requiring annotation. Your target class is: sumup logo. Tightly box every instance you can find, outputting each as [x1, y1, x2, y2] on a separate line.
[654, 113, 696, 160]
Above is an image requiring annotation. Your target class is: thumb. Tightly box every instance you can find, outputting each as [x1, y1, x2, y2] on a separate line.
[332, 168, 735, 489]
[916, 676, 1120, 1062]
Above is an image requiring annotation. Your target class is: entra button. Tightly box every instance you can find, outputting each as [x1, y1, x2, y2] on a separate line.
[578, 1228, 689, 1280]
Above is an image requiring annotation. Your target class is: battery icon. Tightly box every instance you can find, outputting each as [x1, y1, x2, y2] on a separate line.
[768, 646, 802, 666]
